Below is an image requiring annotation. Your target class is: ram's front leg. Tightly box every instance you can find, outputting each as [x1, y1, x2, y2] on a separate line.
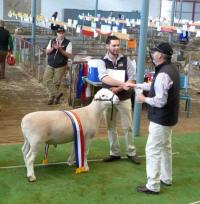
[83, 136, 92, 172]
[67, 135, 92, 173]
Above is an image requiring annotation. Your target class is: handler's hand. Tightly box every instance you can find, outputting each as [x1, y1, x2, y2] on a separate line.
[123, 82, 136, 90]
[110, 87, 119, 94]
[136, 94, 146, 103]
[52, 41, 59, 49]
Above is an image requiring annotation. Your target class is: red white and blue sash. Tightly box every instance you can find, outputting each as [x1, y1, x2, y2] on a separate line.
[63, 110, 88, 173]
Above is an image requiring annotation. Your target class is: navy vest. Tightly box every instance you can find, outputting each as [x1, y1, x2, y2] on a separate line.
[148, 62, 180, 126]
[47, 38, 70, 68]
[102, 56, 132, 100]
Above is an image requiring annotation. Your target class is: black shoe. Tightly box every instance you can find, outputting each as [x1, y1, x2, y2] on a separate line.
[136, 185, 159, 195]
[103, 155, 121, 162]
[160, 180, 172, 186]
[48, 97, 55, 105]
[55, 93, 63, 104]
[127, 155, 141, 165]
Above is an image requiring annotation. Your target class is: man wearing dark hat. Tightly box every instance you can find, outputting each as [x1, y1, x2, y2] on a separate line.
[43, 27, 72, 105]
[128, 42, 180, 194]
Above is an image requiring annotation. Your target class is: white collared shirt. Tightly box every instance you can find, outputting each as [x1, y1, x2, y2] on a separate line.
[98, 52, 136, 81]
[137, 72, 173, 108]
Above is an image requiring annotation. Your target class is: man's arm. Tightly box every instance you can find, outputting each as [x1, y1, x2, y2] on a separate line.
[111, 80, 135, 93]
[101, 75, 126, 87]
[125, 81, 151, 91]
[46, 40, 54, 54]
[46, 40, 72, 58]
[58, 41, 72, 58]
[98, 60, 126, 87]
[98, 59, 134, 91]
[136, 73, 173, 107]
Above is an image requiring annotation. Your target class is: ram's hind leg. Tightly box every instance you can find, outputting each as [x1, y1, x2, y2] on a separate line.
[26, 143, 39, 182]
[22, 138, 30, 168]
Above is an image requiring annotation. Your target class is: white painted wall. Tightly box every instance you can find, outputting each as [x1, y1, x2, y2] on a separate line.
[0, 0, 3, 19]
[41, 0, 161, 21]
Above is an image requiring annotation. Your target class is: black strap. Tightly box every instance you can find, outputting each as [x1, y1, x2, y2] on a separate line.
[94, 93, 115, 120]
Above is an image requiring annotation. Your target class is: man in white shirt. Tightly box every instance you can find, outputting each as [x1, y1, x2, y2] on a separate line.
[128, 42, 180, 194]
[98, 35, 140, 165]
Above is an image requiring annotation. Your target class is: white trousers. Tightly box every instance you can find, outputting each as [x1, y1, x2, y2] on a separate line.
[104, 99, 136, 156]
[146, 121, 172, 192]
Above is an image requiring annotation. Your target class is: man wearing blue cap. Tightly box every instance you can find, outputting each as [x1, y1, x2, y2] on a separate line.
[128, 42, 180, 194]
[43, 27, 72, 105]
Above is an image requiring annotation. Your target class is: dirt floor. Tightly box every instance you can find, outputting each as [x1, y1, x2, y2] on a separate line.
[0, 66, 200, 144]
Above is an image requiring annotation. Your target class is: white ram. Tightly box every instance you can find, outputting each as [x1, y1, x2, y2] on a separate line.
[21, 88, 119, 182]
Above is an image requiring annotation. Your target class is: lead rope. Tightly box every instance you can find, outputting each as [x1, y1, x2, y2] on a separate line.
[110, 94, 115, 121]
[94, 93, 115, 121]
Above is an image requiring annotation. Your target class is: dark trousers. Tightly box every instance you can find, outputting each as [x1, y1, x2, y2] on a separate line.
[0, 51, 7, 79]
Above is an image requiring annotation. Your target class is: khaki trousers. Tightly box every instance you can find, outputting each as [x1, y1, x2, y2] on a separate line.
[43, 65, 66, 99]
[104, 99, 136, 156]
[146, 121, 172, 192]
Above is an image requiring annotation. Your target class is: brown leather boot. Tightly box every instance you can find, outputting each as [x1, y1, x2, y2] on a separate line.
[48, 96, 55, 105]
[136, 185, 159, 194]
[55, 93, 63, 104]
[103, 155, 121, 162]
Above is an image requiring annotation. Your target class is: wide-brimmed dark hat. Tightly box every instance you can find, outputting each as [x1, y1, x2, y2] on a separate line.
[57, 27, 65, 32]
[151, 42, 173, 56]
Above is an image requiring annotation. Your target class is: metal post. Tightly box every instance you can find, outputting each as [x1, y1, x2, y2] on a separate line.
[95, 0, 98, 17]
[192, 2, 196, 22]
[19, 38, 22, 63]
[133, 0, 149, 136]
[179, 0, 183, 20]
[31, 0, 36, 45]
[37, 48, 41, 80]
[158, 0, 162, 19]
[31, 0, 36, 69]
[169, 0, 176, 44]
